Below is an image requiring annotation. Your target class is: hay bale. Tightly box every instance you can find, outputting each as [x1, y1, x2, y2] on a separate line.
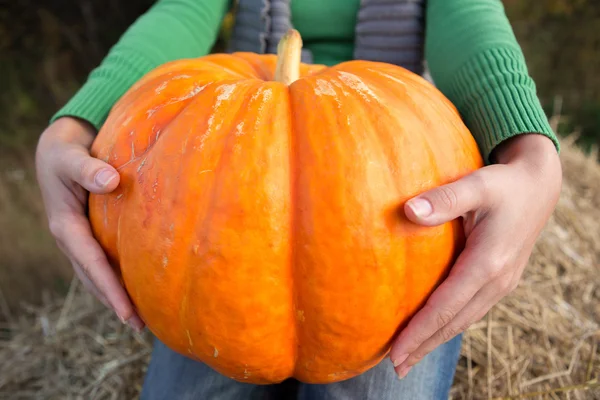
[0, 280, 152, 399]
[451, 138, 600, 400]
[1, 138, 599, 399]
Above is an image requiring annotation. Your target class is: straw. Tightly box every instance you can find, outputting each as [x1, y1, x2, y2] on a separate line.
[1, 137, 599, 399]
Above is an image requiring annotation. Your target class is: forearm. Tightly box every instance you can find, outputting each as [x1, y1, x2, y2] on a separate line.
[425, 0, 559, 164]
[52, 0, 230, 130]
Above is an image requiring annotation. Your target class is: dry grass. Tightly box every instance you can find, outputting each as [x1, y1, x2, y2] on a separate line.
[451, 137, 600, 400]
[0, 151, 72, 311]
[0, 137, 599, 400]
[0, 280, 152, 400]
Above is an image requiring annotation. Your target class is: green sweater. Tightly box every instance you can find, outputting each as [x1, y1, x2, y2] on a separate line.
[52, 0, 558, 163]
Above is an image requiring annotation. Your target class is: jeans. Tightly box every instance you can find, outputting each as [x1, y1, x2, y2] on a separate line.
[140, 334, 462, 400]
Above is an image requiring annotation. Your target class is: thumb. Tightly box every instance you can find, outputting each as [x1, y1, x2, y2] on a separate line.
[405, 173, 487, 226]
[59, 149, 120, 194]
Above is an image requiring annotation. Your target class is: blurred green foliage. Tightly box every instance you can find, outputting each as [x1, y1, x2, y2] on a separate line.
[1, 0, 599, 154]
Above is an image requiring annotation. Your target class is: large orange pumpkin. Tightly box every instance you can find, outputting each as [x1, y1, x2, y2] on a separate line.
[89, 30, 483, 384]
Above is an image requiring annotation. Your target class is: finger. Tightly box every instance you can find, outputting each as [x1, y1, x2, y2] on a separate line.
[405, 172, 489, 226]
[54, 213, 140, 329]
[74, 260, 145, 332]
[56, 148, 120, 194]
[58, 239, 111, 308]
[389, 235, 506, 367]
[127, 314, 145, 332]
[394, 281, 499, 378]
[71, 261, 111, 307]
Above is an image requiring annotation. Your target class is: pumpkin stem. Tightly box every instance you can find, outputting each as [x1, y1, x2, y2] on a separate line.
[275, 29, 302, 85]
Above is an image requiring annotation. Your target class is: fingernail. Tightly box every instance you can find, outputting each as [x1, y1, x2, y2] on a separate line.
[397, 365, 412, 380]
[392, 354, 409, 367]
[95, 169, 117, 188]
[408, 198, 433, 218]
[127, 315, 145, 333]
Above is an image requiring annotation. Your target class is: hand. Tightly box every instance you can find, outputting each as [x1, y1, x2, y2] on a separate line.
[36, 117, 144, 331]
[389, 134, 562, 378]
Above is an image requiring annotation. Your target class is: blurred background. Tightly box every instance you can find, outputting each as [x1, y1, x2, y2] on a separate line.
[1, 1, 598, 399]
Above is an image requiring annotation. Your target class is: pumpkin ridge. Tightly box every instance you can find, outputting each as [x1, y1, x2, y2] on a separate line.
[178, 80, 263, 356]
[340, 71, 406, 372]
[191, 81, 262, 249]
[113, 65, 249, 118]
[198, 55, 263, 80]
[331, 68, 404, 192]
[347, 65, 446, 189]
[231, 53, 273, 80]
[336, 68, 415, 353]
[95, 78, 223, 171]
[116, 79, 260, 360]
[89, 30, 484, 384]
[322, 70, 392, 290]
[112, 92, 198, 172]
[94, 80, 228, 273]
[351, 63, 483, 328]
[285, 81, 301, 374]
[346, 66, 445, 326]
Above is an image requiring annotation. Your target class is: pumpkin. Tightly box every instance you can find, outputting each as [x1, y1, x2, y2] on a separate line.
[89, 29, 483, 384]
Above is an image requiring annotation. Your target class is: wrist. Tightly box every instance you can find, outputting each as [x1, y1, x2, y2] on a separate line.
[494, 133, 562, 189]
[41, 117, 97, 148]
[494, 134, 559, 166]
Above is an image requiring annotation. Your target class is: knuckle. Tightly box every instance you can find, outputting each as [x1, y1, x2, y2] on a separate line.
[77, 261, 93, 278]
[436, 186, 459, 212]
[48, 218, 64, 239]
[440, 325, 460, 342]
[459, 319, 474, 334]
[73, 267, 106, 303]
[498, 277, 515, 295]
[485, 257, 507, 279]
[434, 307, 455, 330]
[401, 328, 431, 353]
[76, 159, 95, 182]
[408, 333, 430, 351]
[77, 256, 104, 279]
[73, 264, 92, 285]
[411, 350, 428, 363]
[63, 150, 92, 183]
[57, 151, 74, 171]
[470, 172, 491, 203]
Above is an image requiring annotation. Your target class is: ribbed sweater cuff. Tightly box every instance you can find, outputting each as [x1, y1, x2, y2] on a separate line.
[447, 48, 560, 164]
[50, 52, 157, 131]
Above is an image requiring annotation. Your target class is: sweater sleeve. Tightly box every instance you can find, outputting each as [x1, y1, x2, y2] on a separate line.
[425, 0, 559, 164]
[51, 0, 230, 130]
